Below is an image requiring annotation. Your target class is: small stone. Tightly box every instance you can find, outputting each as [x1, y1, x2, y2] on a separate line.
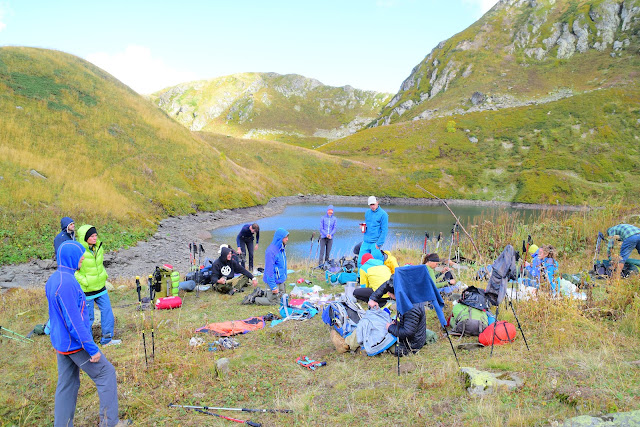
[469, 137, 478, 143]
[216, 358, 230, 375]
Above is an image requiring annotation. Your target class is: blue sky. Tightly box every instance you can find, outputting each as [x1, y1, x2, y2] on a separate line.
[0, 0, 497, 94]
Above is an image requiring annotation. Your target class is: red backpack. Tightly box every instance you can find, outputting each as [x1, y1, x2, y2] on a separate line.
[479, 321, 516, 346]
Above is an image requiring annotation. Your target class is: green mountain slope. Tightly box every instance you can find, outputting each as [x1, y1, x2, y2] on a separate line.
[0, 47, 395, 264]
[374, 0, 640, 125]
[151, 73, 392, 148]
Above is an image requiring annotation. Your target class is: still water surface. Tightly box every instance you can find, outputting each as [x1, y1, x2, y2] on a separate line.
[210, 203, 544, 267]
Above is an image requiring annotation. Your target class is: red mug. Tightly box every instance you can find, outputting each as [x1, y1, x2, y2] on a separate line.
[359, 223, 367, 233]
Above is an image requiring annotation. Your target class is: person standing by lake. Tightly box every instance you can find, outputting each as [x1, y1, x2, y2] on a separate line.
[358, 196, 389, 266]
[318, 205, 337, 266]
[53, 217, 76, 257]
[236, 223, 260, 273]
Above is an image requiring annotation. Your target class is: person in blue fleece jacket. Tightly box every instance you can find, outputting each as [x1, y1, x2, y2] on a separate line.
[46, 240, 122, 427]
[255, 228, 289, 306]
[358, 196, 389, 266]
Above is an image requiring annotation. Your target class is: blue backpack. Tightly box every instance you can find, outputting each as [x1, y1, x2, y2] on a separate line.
[326, 269, 358, 285]
[322, 297, 365, 338]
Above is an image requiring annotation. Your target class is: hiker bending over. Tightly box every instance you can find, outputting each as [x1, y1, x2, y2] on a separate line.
[53, 216, 76, 257]
[211, 246, 258, 295]
[75, 225, 120, 346]
[423, 253, 456, 288]
[255, 228, 289, 306]
[354, 253, 391, 305]
[47, 241, 123, 427]
[368, 276, 427, 356]
[318, 205, 337, 266]
[358, 196, 388, 266]
[606, 224, 640, 269]
[236, 223, 260, 273]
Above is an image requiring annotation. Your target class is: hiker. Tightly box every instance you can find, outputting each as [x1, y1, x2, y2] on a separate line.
[606, 224, 640, 268]
[353, 253, 392, 305]
[382, 250, 399, 274]
[525, 245, 558, 286]
[53, 217, 76, 257]
[236, 223, 260, 273]
[358, 196, 389, 266]
[368, 276, 427, 356]
[211, 246, 258, 295]
[318, 205, 337, 266]
[255, 228, 289, 306]
[76, 225, 120, 346]
[423, 253, 456, 288]
[46, 240, 123, 427]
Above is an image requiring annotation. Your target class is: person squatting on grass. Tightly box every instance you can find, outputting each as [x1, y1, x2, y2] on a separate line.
[353, 253, 392, 305]
[606, 223, 640, 268]
[255, 228, 289, 306]
[318, 205, 337, 266]
[46, 240, 123, 427]
[53, 216, 76, 257]
[422, 253, 456, 288]
[358, 196, 389, 266]
[236, 223, 260, 272]
[211, 246, 258, 295]
[75, 225, 121, 346]
[368, 276, 428, 356]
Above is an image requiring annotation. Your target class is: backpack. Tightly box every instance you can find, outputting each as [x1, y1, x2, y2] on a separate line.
[321, 297, 365, 338]
[478, 321, 517, 346]
[279, 295, 318, 320]
[241, 287, 265, 305]
[450, 303, 489, 336]
[326, 270, 358, 285]
[459, 286, 490, 311]
[339, 256, 358, 274]
[356, 308, 397, 356]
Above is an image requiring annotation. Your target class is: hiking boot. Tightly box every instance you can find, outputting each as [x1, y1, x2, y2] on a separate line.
[228, 289, 236, 296]
[102, 339, 122, 347]
[115, 419, 133, 426]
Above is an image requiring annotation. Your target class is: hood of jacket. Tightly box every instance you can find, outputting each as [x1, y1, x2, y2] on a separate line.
[218, 246, 233, 265]
[60, 217, 74, 232]
[57, 240, 86, 271]
[271, 228, 289, 248]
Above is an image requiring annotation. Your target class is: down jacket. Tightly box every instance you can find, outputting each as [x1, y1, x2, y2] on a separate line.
[75, 224, 108, 298]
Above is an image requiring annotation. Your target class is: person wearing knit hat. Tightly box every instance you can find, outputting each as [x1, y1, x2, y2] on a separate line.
[358, 196, 389, 267]
[422, 253, 457, 289]
[318, 205, 337, 266]
[353, 251, 392, 305]
[53, 217, 76, 257]
[75, 224, 121, 347]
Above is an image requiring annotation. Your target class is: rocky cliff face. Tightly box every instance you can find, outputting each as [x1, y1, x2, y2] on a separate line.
[152, 73, 391, 143]
[374, 0, 640, 127]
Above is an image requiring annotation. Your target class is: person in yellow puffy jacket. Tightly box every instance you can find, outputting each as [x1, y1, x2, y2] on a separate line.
[75, 225, 121, 346]
[382, 250, 399, 274]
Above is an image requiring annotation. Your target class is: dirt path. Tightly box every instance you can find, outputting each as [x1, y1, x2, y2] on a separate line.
[0, 195, 586, 290]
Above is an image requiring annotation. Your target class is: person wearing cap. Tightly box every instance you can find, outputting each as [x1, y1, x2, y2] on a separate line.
[368, 276, 428, 356]
[236, 223, 260, 273]
[423, 253, 456, 288]
[211, 246, 259, 295]
[47, 240, 124, 427]
[53, 217, 76, 257]
[358, 196, 389, 266]
[255, 228, 289, 306]
[353, 253, 392, 304]
[75, 225, 120, 346]
[318, 205, 337, 266]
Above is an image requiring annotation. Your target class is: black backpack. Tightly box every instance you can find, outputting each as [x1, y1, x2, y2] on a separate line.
[459, 286, 490, 311]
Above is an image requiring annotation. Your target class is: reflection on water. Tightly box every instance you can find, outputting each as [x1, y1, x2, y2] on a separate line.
[210, 203, 543, 267]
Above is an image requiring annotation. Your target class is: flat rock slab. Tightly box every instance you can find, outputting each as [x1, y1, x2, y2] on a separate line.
[460, 367, 523, 396]
[558, 410, 640, 426]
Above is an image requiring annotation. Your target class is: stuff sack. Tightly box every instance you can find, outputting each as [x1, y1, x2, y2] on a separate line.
[322, 297, 365, 338]
[155, 296, 183, 310]
[478, 321, 517, 346]
[450, 302, 489, 336]
[356, 308, 397, 356]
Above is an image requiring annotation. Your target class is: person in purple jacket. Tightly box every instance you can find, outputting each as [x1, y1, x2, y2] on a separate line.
[46, 240, 124, 427]
[318, 205, 337, 266]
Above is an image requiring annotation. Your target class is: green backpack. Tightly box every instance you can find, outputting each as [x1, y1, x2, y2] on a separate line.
[451, 303, 489, 336]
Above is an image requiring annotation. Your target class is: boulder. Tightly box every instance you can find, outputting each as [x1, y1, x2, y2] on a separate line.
[559, 410, 640, 426]
[460, 367, 523, 396]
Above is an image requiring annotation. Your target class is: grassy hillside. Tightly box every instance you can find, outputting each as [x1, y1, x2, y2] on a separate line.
[376, 0, 640, 125]
[151, 73, 392, 147]
[319, 86, 640, 204]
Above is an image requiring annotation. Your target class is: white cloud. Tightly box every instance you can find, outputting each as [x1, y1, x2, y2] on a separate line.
[85, 45, 198, 94]
[463, 0, 498, 16]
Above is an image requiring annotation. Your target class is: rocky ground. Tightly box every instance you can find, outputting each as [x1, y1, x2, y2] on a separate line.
[0, 195, 586, 291]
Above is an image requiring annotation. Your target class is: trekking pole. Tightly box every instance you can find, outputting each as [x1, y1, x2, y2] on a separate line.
[443, 326, 460, 367]
[448, 225, 455, 265]
[315, 235, 320, 261]
[490, 305, 500, 357]
[593, 232, 603, 266]
[436, 232, 442, 252]
[136, 276, 148, 368]
[507, 297, 530, 351]
[309, 232, 315, 259]
[0, 326, 34, 343]
[169, 405, 262, 426]
[193, 242, 199, 298]
[148, 275, 156, 361]
[168, 403, 293, 413]
[423, 232, 429, 255]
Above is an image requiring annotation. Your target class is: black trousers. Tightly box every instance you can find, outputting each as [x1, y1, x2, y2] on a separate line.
[353, 287, 388, 306]
[239, 238, 255, 270]
[318, 237, 333, 265]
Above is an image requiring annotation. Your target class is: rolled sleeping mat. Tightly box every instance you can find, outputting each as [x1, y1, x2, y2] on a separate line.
[179, 280, 196, 292]
[170, 271, 180, 296]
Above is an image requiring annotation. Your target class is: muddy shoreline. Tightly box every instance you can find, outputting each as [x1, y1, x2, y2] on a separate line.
[0, 195, 590, 290]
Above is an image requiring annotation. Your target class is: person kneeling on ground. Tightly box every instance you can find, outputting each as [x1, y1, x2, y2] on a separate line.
[368, 276, 428, 356]
[211, 246, 258, 295]
[255, 228, 289, 306]
[354, 253, 392, 305]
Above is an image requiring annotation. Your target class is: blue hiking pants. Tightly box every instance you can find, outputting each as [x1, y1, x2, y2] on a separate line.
[620, 233, 640, 262]
[85, 293, 116, 345]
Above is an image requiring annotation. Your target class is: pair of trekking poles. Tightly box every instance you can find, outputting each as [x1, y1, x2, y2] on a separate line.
[169, 403, 293, 426]
[0, 326, 33, 344]
[135, 276, 157, 368]
[189, 243, 205, 297]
